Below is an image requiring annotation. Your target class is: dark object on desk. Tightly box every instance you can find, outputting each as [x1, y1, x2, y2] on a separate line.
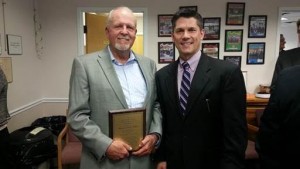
[9, 126, 56, 168]
[31, 115, 66, 136]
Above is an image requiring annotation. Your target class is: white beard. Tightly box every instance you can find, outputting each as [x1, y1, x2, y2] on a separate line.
[115, 43, 130, 51]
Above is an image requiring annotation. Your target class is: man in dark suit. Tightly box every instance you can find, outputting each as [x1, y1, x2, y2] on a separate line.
[256, 65, 300, 169]
[270, 47, 300, 92]
[155, 9, 247, 169]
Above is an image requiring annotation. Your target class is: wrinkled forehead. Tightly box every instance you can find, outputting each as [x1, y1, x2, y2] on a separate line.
[108, 8, 137, 27]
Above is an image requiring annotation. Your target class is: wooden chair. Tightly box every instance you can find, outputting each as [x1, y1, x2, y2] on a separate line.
[57, 119, 82, 169]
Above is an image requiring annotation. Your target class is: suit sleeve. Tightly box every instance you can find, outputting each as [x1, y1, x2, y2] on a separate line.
[221, 66, 247, 169]
[68, 57, 112, 161]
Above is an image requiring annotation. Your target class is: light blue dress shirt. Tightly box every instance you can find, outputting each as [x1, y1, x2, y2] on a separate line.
[108, 47, 147, 108]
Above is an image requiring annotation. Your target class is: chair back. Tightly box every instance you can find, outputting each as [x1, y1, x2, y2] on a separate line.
[57, 110, 82, 169]
[67, 126, 80, 142]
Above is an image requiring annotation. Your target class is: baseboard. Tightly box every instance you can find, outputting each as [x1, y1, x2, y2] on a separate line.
[9, 98, 69, 117]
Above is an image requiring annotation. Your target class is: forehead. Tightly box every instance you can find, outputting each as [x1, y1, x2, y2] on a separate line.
[174, 17, 199, 28]
[110, 10, 136, 26]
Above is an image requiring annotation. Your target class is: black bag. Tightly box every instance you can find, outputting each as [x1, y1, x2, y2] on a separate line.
[31, 115, 66, 136]
[9, 126, 57, 167]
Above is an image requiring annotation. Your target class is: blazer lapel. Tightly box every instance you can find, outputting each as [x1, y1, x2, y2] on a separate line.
[185, 55, 210, 114]
[97, 48, 128, 108]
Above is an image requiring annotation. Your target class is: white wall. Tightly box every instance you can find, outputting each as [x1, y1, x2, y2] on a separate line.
[0, 0, 299, 129]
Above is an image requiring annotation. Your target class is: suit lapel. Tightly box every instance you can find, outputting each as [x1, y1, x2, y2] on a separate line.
[185, 55, 210, 114]
[97, 48, 128, 108]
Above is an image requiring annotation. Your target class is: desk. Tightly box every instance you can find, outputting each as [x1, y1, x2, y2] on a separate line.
[246, 94, 269, 125]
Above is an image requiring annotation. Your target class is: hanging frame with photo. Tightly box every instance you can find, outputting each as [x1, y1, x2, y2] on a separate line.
[203, 17, 221, 40]
[224, 56, 241, 68]
[202, 43, 219, 59]
[247, 42, 265, 64]
[158, 15, 173, 37]
[179, 6, 198, 12]
[248, 15, 267, 38]
[158, 42, 175, 63]
[226, 2, 245, 25]
[224, 29, 243, 52]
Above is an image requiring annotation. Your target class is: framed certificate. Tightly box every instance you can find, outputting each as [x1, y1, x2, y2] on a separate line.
[109, 108, 146, 151]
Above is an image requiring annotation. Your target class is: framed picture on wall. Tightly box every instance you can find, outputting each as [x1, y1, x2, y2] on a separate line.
[158, 42, 175, 63]
[158, 15, 173, 37]
[247, 42, 265, 64]
[7, 34, 23, 55]
[202, 43, 219, 59]
[226, 2, 245, 25]
[224, 56, 241, 68]
[203, 17, 221, 40]
[248, 15, 267, 38]
[224, 29, 243, 52]
[179, 6, 198, 11]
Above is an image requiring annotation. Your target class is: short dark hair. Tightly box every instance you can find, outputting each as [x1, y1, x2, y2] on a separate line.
[171, 8, 203, 32]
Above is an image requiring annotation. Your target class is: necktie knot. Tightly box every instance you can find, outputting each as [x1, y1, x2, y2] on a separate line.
[182, 62, 190, 70]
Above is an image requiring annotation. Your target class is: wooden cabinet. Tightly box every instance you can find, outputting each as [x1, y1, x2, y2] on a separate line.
[246, 94, 269, 126]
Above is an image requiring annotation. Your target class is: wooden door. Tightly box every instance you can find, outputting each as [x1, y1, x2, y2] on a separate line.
[85, 13, 108, 54]
[85, 13, 143, 55]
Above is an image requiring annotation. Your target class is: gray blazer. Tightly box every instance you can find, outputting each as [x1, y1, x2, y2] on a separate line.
[0, 67, 9, 127]
[68, 47, 162, 169]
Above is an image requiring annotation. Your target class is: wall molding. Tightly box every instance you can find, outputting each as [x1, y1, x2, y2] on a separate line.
[9, 98, 68, 116]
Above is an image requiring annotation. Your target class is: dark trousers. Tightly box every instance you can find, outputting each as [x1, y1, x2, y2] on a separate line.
[0, 127, 13, 169]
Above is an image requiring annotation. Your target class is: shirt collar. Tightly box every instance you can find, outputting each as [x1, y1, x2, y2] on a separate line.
[107, 46, 136, 65]
[179, 49, 202, 72]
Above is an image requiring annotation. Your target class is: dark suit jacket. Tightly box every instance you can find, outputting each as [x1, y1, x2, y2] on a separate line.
[256, 65, 300, 169]
[155, 54, 247, 169]
[270, 47, 300, 91]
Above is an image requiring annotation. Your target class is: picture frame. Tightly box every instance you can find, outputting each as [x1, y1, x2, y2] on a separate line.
[202, 43, 219, 59]
[7, 34, 22, 55]
[246, 42, 265, 64]
[179, 6, 198, 11]
[248, 15, 267, 38]
[203, 17, 221, 40]
[158, 15, 173, 37]
[158, 42, 175, 63]
[224, 56, 241, 68]
[224, 29, 243, 52]
[226, 2, 245, 25]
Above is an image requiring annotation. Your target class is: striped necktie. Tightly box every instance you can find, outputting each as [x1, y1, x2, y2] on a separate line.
[179, 62, 191, 116]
